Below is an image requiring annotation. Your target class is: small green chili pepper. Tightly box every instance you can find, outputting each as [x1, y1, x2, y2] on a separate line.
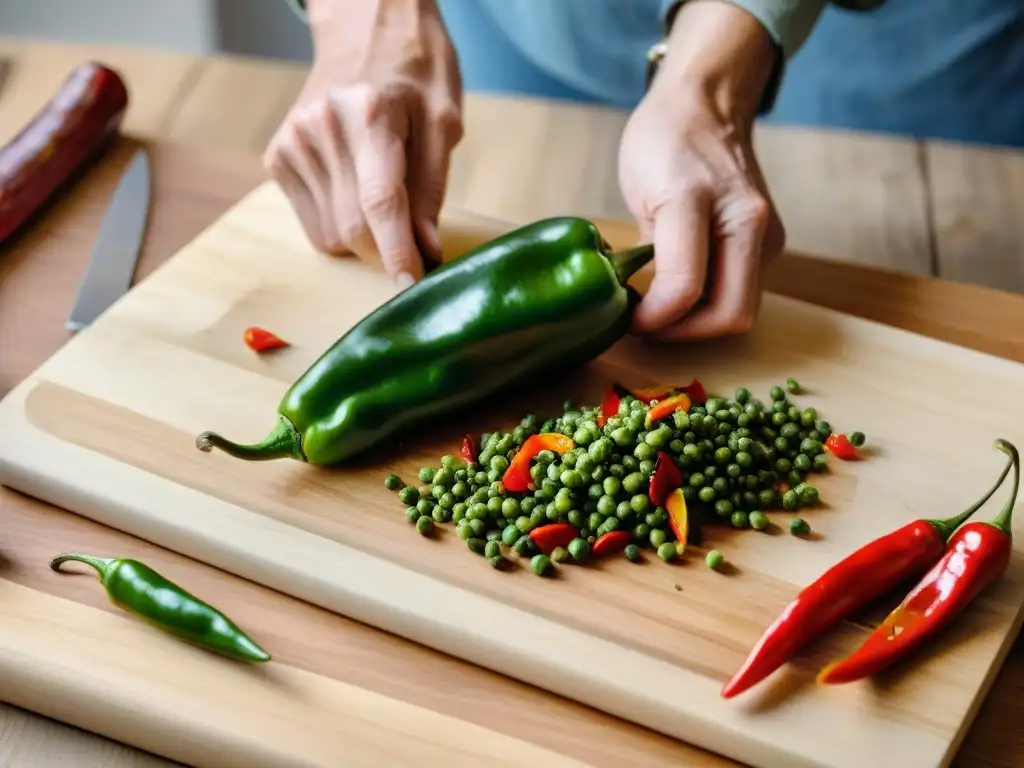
[50, 553, 270, 663]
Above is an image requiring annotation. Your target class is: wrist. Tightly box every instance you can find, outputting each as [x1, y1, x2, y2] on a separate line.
[652, 0, 776, 124]
[306, 0, 436, 51]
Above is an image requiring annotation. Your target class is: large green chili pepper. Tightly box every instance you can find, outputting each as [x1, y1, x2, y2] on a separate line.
[195, 217, 654, 466]
[51, 552, 271, 663]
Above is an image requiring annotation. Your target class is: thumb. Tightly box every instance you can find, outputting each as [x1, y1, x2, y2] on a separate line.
[631, 190, 713, 334]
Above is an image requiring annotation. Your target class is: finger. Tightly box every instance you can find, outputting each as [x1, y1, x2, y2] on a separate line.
[630, 188, 713, 335]
[289, 117, 347, 254]
[353, 123, 423, 281]
[408, 105, 462, 262]
[311, 103, 378, 260]
[656, 194, 770, 341]
[264, 132, 329, 253]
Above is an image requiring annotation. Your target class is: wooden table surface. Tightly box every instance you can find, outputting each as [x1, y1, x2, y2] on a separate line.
[2, 38, 1024, 768]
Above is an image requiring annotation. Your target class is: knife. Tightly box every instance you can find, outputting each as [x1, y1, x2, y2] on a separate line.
[65, 148, 150, 332]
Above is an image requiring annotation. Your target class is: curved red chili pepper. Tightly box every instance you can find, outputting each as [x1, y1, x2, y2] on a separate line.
[825, 433, 859, 461]
[721, 440, 1016, 699]
[649, 451, 682, 506]
[818, 439, 1019, 685]
[680, 379, 707, 405]
[502, 434, 575, 492]
[665, 488, 689, 547]
[243, 326, 288, 352]
[644, 392, 692, 429]
[592, 530, 632, 557]
[529, 523, 578, 554]
[459, 434, 477, 464]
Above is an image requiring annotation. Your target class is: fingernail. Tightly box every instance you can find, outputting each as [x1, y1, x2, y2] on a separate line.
[395, 271, 415, 290]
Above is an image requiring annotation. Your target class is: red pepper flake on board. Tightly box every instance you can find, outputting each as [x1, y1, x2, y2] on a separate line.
[592, 530, 632, 557]
[502, 433, 575, 492]
[825, 433, 859, 461]
[529, 523, 578, 554]
[459, 434, 477, 464]
[649, 451, 683, 506]
[243, 326, 289, 353]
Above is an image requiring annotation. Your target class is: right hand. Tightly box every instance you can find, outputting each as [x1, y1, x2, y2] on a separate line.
[264, 0, 463, 286]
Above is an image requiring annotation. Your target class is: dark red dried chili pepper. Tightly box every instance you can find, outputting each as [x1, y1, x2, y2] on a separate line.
[649, 451, 682, 506]
[720, 440, 1015, 699]
[502, 434, 574, 492]
[665, 488, 689, 547]
[459, 434, 477, 464]
[592, 530, 632, 557]
[825, 433, 859, 461]
[818, 438, 1020, 685]
[243, 326, 288, 352]
[645, 392, 692, 428]
[529, 522, 578, 554]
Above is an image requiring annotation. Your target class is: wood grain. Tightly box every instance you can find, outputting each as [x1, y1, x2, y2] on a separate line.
[164, 55, 307, 152]
[1, 38, 1024, 768]
[3, 139, 1024, 768]
[927, 139, 1024, 294]
[5, 177, 1024, 767]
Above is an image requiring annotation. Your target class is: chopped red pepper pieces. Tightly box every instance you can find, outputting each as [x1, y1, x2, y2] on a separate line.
[502, 433, 575, 492]
[665, 488, 689, 548]
[243, 326, 289, 352]
[649, 451, 683, 506]
[529, 523, 578, 554]
[459, 434, 477, 464]
[825, 433, 860, 461]
[680, 379, 707, 405]
[645, 392, 692, 428]
[592, 530, 632, 557]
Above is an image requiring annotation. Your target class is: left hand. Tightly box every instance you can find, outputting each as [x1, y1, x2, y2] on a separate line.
[618, 0, 786, 341]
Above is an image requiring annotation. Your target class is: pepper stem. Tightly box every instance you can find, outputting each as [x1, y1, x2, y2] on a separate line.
[607, 243, 655, 285]
[926, 439, 1018, 540]
[50, 553, 115, 583]
[195, 415, 304, 462]
[986, 439, 1020, 538]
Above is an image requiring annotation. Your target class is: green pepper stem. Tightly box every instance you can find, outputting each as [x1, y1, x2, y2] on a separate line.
[926, 439, 1018, 540]
[607, 243, 654, 285]
[50, 553, 115, 583]
[986, 439, 1020, 538]
[195, 415, 304, 462]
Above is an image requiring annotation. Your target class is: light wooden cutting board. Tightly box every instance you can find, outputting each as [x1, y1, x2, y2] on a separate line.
[2, 181, 1024, 768]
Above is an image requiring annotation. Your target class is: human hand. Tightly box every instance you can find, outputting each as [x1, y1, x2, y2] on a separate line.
[618, 0, 785, 341]
[263, 0, 463, 286]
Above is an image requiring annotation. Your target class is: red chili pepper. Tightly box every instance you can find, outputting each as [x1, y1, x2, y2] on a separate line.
[502, 434, 575, 492]
[680, 379, 707, 405]
[720, 440, 1016, 700]
[818, 439, 1020, 686]
[665, 488, 689, 547]
[459, 434, 477, 464]
[529, 523, 578, 554]
[645, 392, 692, 428]
[649, 451, 682, 506]
[825, 433, 859, 461]
[243, 326, 289, 352]
[592, 530, 632, 557]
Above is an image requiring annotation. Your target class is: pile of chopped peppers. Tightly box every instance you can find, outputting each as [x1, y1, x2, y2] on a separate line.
[385, 379, 866, 574]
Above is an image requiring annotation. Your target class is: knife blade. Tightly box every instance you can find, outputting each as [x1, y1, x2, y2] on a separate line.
[66, 148, 150, 331]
